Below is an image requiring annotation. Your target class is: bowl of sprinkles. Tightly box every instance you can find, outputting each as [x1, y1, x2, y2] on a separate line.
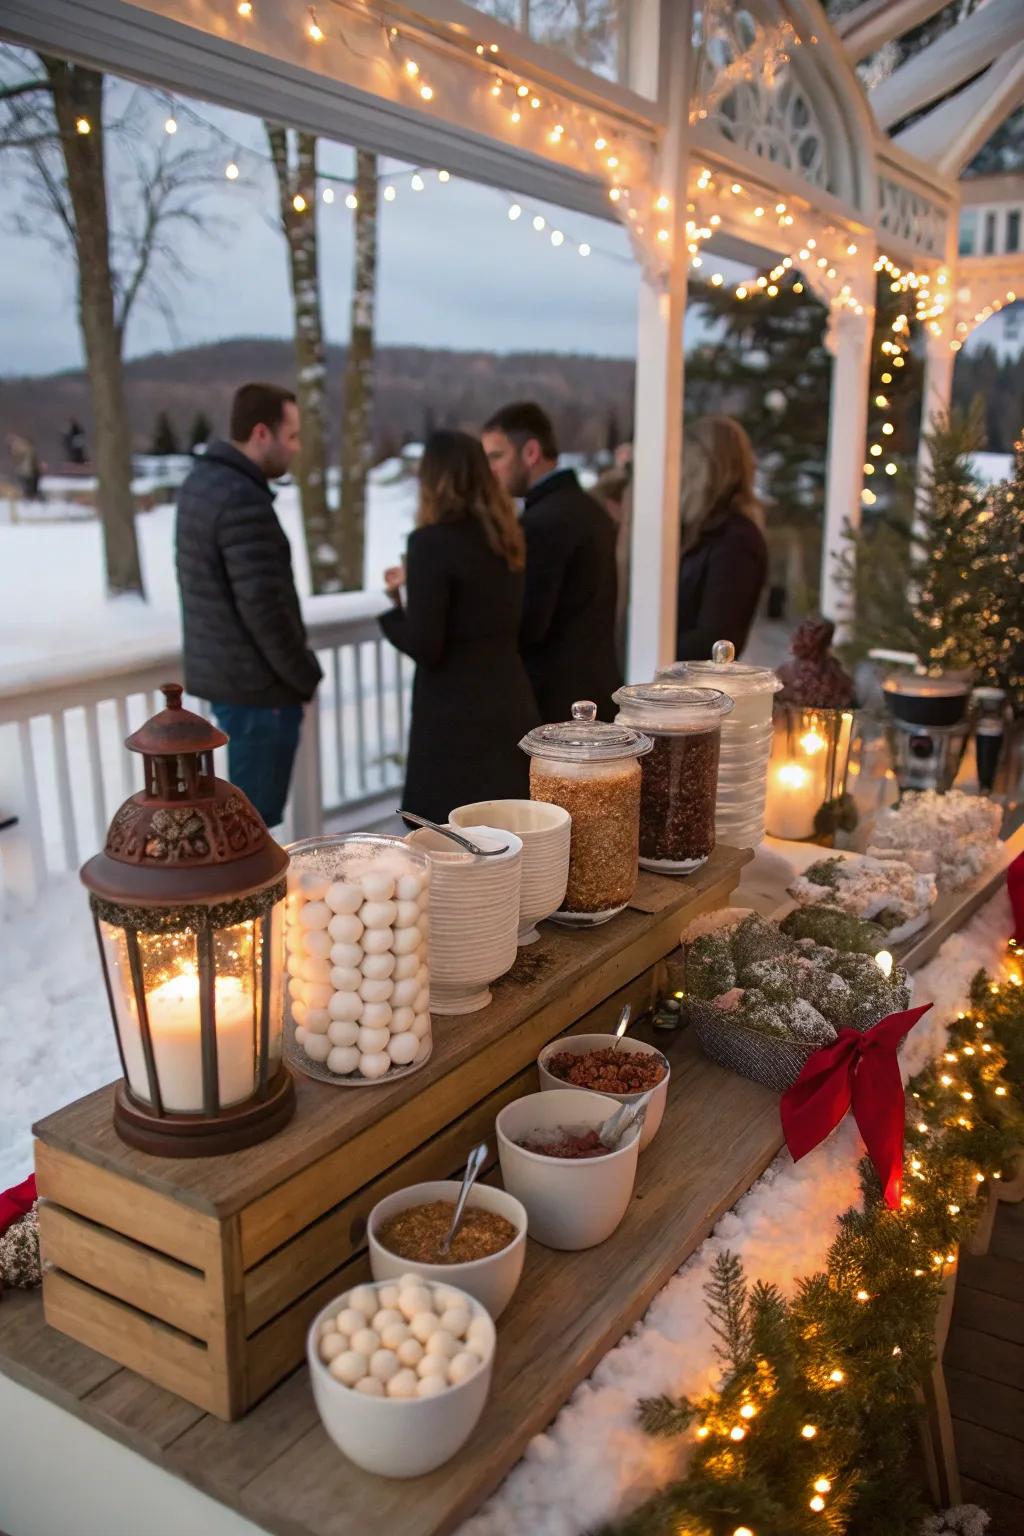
[368, 1179, 527, 1319]
[536, 1033, 670, 1150]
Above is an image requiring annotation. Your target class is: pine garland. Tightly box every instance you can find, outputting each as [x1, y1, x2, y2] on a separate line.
[609, 956, 1024, 1536]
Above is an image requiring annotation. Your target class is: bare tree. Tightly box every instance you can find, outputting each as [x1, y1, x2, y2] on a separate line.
[1, 51, 230, 598]
[265, 125, 343, 593]
[339, 150, 379, 592]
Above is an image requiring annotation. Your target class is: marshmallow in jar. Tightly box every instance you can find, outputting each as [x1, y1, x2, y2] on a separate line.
[286, 834, 431, 1081]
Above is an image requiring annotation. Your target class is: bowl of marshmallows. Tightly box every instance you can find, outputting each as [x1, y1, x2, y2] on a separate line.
[307, 1277, 495, 1477]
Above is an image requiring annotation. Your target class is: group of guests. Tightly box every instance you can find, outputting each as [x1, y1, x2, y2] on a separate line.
[175, 382, 767, 829]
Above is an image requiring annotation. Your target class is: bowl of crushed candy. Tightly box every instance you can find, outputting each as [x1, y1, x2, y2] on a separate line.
[368, 1180, 527, 1319]
[536, 1033, 669, 1150]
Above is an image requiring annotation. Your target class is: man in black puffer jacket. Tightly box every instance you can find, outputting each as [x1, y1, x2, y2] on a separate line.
[175, 382, 322, 827]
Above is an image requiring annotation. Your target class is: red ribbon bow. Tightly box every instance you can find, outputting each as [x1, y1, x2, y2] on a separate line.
[780, 1005, 932, 1210]
[1008, 851, 1024, 946]
[0, 1173, 36, 1238]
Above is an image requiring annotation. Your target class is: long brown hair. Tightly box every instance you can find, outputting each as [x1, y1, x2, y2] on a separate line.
[680, 415, 765, 553]
[418, 429, 525, 571]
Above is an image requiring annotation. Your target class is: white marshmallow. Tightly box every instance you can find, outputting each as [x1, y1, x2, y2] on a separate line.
[302, 1033, 331, 1063]
[391, 977, 419, 1009]
[448, 1351, 480, 1385]
[413, 1036, 431, 1065]
[325, 880, 363, 915]
[319, 1316, 340, 1339]
[416, 1352, 447, 1379]
[396, 872, 423, 901]
[326, 1045, 360, 1076]
[379, 1321, 410, 1350]
[395, 900, 420, 928]
[335, 1307, 366, 1336]
[319, 1331, 347, 1363]
[294, 1026, 307, 1046]
[393, 952, 419, 980]
[291, 998, 308, 1025]
[390, 1005, 415, 1033]
[328, 1350, 366, 1386]
[369, 1348, 400, 1384]
[411, 1012, 431, 1039]
[415, 964, 430, 990]
[392, 927, 422, 955]
[466, 1317, 492, 1358]
[286, 953, 303, 977]
[302, 928, 334, 959]
[330, 942, 363, 970]
[355, 1375, 385, 1397]
[386, 1031, 418, 1066]
[424, 1329, 458, 1359]
[360, 872, 395, 903]
[328, 1018, 359, 1047]
[297, 871, 330, 900]
[386, 1369, 419, 1399]
[328, 913, 364, 946]
[361, 951, 396, 981]
[372, 1307, 403, 1333]
[358, 1050, 391, 1079]
[439, 1306, 471, 1339]
[417, 1374, 447, 1398]
[378, 1284, 401, 1309]
[351, 1327, 380, 1357]
[410, 1311, 439, 1344]
[348, 1286, 378, 1319]
[362, 927, 395, 955]
[359, 977, 394, 1005]
[328, 991, 363, 1022]
[330, 965, 362, 992]
[360, 899, 398, 930]
[361, 1002, 393, 1031]
[298, 955, 332, 984]
[398, 1286, 433, 1321]
[299, 900, 332, 931]
[302, 981, 333, 1011]
[357, 1025, 391, 1054]
[304, 1007, 330, 1035]
[288, 977, 304, 1000]
[397, 1336, 424, 1367]
[432, 1287, 466, 1315]
[414, 988, 431, 1016]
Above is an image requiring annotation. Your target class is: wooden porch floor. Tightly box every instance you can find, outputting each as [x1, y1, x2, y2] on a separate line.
[945, 1199, 1024, 1535]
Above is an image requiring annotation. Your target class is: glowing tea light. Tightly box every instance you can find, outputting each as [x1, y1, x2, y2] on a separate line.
[875, 950, 894, 979]
[765, 760, 820, 840]
[799, 729, 826, 754]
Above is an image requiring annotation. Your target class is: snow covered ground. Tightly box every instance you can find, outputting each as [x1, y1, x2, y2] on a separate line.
[0, 468, 418, 680]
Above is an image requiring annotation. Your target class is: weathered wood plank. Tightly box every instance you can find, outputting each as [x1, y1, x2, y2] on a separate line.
[945, 1326, 1024, 1390]
[38, 1204, 210, 1340]
[32, 846, 750, 1223]
[960, 1475, 1024, 1535]
[991, 1201, 1024, 1266]
[83, 1370, 207, 1448]
[946, 1368, 1024, 1443]
[0, 1288, 121, 1405]
[957, 1250, 1024, 1305]
[953, 1286, 1024, 1347]
[952, 1419, 1024, 1500]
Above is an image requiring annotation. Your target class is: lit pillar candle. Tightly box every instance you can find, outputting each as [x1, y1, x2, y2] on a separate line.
[766, 761, 820, 840]
[119, 969, 256, 1113]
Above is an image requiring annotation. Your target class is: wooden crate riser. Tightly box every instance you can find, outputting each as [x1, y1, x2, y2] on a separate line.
[38, 965, 668, 1419]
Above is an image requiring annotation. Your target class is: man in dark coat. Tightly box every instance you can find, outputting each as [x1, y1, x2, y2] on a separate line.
[482, 402, 621, 722]
[174, 382, 322, 827]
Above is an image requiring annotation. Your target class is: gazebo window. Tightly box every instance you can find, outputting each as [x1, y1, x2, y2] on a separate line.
[958, 210, 977, 255]
[1007, 209, 1021, 253]
[984, 210, 997, 255]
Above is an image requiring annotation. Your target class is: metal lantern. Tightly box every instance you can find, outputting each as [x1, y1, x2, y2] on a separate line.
[81, 684, 295, 1157]
[765, 705, 857, 843]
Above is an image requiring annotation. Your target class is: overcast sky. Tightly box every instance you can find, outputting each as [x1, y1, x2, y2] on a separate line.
[0, 85, 654, 377]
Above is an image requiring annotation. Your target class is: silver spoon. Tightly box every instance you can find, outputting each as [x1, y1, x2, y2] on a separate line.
[597, 1093, 651, 1151]
[398, 810, 509, 857]
[610, 1002, 632, 1053]
[439, 1142, 489, 1257]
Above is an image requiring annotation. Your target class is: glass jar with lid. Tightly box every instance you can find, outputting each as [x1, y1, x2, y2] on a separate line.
[614, 683, 733, 874]
[519, 702, 652, 926]
[658, 640, 781, 848]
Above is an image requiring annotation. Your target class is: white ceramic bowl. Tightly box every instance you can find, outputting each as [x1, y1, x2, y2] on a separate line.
[307, 1279, 495, 1478]
[450, 800, 570, 945]
[536, 1033, 670, 1151]
[495, 1088, 640, 1250]
[368, 1180, 527, 1318]
[407, 826, 522, 1014]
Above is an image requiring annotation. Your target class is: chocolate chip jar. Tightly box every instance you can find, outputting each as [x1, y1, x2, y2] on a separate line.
[519, 702, 652, 926]
[613, 684, 733, 875]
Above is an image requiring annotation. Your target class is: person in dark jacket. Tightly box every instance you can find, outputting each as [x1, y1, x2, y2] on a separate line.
[676, 415, 768, 661]
[174, 382, 322, 827]
[482, 402, 621, 722]
[379, 430, 539, 823]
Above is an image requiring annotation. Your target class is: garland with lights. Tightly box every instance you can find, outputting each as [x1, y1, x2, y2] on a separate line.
[605, 952, 1024, 1536]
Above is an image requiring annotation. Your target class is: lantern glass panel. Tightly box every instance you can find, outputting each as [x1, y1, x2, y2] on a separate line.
[267, 900, 285, 1065]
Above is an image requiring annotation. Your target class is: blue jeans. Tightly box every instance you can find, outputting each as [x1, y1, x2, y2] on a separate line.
[212, 704, 303, 829]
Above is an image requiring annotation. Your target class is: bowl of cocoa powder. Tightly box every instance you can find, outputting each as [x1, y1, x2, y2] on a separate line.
[536, 1033, 670, 1150]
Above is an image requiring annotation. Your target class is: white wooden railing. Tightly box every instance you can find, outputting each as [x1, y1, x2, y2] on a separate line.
[0, 596, 413, 902]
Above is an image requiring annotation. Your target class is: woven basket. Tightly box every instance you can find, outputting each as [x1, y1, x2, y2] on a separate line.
[689, 999, 819, 1093]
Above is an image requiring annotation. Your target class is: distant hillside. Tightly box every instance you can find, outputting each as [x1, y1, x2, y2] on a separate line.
[0, 338, 636, 466]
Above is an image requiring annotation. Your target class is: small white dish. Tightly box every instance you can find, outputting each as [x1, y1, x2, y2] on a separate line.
[307, 1279, 495, 1478]
[450, 800, 570, 945]
[407, 826, 522, 1013]
[536, 1033, 670, 1151]
[368, 1180, 527, 1318]
[495, 1088, 640, 1250]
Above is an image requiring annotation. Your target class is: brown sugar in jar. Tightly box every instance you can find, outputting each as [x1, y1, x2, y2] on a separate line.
[520, 702, 652, 927]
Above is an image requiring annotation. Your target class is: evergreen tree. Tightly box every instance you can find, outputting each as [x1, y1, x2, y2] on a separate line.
[188, 410, 213, 450]
[150, 409, 180, 456]
[980, 432, 1024, 710]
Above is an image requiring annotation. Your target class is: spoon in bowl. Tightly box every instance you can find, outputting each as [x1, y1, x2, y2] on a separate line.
[398, 810, 509, 857]
[597, 1093, 651, 1152]
[610, 1002, 632, 1053]
[437, 1142, 489, 1258]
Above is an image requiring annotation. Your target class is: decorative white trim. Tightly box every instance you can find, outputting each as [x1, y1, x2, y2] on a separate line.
[877, 174, 947, 257]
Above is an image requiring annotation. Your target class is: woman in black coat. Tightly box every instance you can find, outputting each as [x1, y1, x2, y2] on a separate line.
[676, 415, 768, 660]
[379, 431, 540, 823]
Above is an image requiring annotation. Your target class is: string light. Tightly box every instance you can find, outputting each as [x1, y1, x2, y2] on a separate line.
[855, 1289, 870, 1303]
[739, 1403, 757, 1419]
[306, 8, 324, 42]
[410, 173, 424, 191]
[801, 1424, 818, 1439]
[383, 185, 396, 202]
[292, 193, 307, 212]
[507, 203, 521, 221]
[828, 1369, 844, 1383]
[237, 0, 252, 13]
[164, 115, 178, 135]
[810, 1495, 826, 1512]
[814, 1478, 832, 1494]
[730, 1425, 747, 1441]
[420, 84, 434, 101]
[225, 161, 239, 180]
[75, 117, 91, 135]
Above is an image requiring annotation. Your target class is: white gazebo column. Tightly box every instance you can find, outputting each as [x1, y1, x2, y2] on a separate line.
[820, 307, 874, 633]
[626, 0, 692, 682]
[917, 326, 956, 466]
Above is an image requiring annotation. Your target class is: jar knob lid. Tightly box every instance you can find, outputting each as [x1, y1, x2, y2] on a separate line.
[711, 639, 735, 665]
[571, 700, 598, 722]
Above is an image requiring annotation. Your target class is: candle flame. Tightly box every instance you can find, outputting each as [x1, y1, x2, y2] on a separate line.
[778, 762, 810, 788]
[875, 950, 893, 979]
[799, 729, 826, 755]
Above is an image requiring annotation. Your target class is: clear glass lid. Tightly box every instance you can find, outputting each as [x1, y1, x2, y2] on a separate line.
[614, 683, 734, 730]
[519, 700, 653, 763]
[657, 640, 782, 696]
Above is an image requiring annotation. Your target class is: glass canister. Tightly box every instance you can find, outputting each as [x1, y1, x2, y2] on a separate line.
[285, 833, 432, 1083]
[614, 684, 733, 874]
[658, 640, 781, 848]
[519, 701, 652, 926]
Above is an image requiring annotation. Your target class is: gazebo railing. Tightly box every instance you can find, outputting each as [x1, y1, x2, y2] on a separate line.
[0, 608, 413, 901]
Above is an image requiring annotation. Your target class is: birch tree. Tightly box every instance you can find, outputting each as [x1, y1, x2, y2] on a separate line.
[339, 150, 379, 592]
[1, 50, 230, 598]
[266, 125, 342, 593]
